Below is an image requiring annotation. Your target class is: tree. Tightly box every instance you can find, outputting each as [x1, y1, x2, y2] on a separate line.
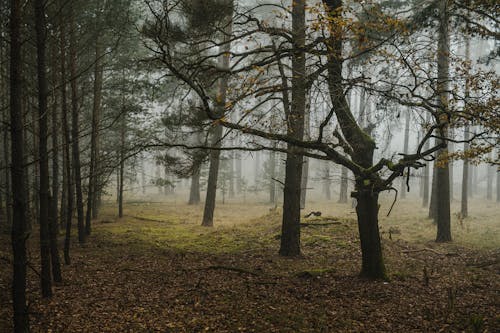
[10, 0, 30, 329]
[279, 0, 306, 257]
[434, 0, 452, 242]
[201, 0, 234, 227]
[34, 0, 52, 297]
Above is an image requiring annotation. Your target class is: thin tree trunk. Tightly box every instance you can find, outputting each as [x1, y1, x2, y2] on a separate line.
[118, 114, 125, 218]
[201, 9, 233, 227]
[85, 37, 103, 233]
[486, 152, 493, 200]
[339, 166, 348, 203]
[35, 0, 52, 298]
[69, 7, 85, 244]
[188, 165, 201, 205]
[48, 196, 62, 282]
[422, 136, 430, 207]
[323, 162, 331, 201]
[460, 33, 470, 217]
[269, 149, 276, 204]
[60, 8, 74, 264]
[401, 111, 410, 199]
[10, 0, 30, 328]
[279, 0, 306, 257]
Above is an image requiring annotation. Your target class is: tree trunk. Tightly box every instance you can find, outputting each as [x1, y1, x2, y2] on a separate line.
[486, 152, 493, 200]
[428, 150, 438, 219]
[323, 162, 331, 200]
[10, 0, 30, 329]
[400, 111, 410, 199]
[269, 150, 276, 204]
[339, 166, 348, 203]
[460, 126, 469, 218]
[118, 114, 125, 218]
[201, 9, 233, 227]
[60, 8, 74, 264]
[422, 136, 430, 207]
[85, 37, 103, 233]
[355, 188, 385, 279]
[188, 165, 201, 205]
[35, 0, 53, 298]
[435, 0, 451, 242]
[48, 196, 62, 282]
[69, 7, 85, 244]
[2, 95, 12, 230]
[461, 31, 470, 217]
[300, 158, 309, 209]
[279, 0, 306, 257]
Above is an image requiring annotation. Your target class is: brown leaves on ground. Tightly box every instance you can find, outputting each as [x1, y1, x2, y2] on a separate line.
[0, 204, 499, 332]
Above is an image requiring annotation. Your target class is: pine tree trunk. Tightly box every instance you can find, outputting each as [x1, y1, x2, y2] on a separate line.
[279, 0, 306, 257]
[10, 0, 30, 329]
[60, 8, 74, 264]
[85, 37, 103, 233]
[201, 10, 233, 227]
[48, 196, 62, 282]
[69, 7, 85, 244]
[35, 0, 53, 298]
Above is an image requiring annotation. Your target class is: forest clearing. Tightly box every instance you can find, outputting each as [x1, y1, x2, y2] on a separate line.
[1, 196, 499, 332]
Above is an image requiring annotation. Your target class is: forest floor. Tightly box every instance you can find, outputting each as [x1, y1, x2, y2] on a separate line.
[0, 196, 499, 332]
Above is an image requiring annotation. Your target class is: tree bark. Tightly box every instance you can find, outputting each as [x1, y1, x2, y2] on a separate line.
[435, 0, 451, 242]
[69, 6, 85, 244]
[85, 36, 104, 233]
[201, 9, 233, 227]
[460, 33, 470, 217]
[355, 189, 385, 278]
[279, 0, 306, 257]
[34, 0, 53, 298]
[188, 165, 201, 205]
[10, 0, 30, 329]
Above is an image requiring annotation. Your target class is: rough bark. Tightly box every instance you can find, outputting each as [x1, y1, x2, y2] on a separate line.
[10, 0, 30, 329]
[279, 0, 306, 257]
[34, 0, 52, 298]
